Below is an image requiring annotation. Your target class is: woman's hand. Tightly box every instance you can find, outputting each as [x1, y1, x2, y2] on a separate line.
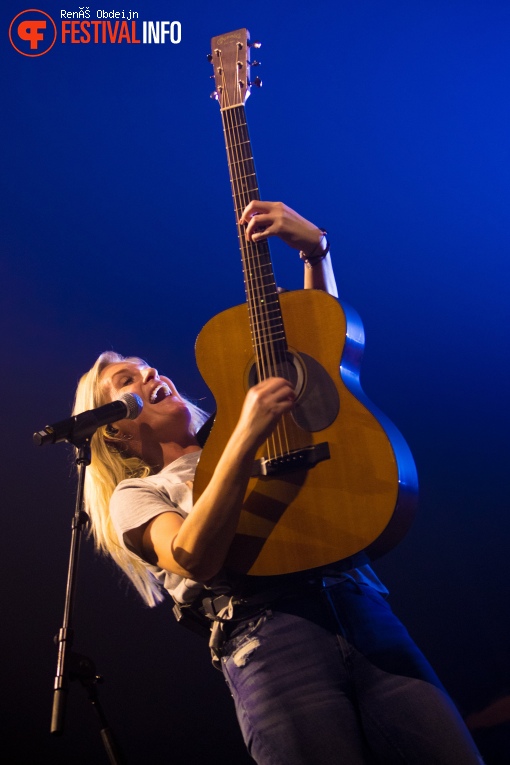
[239, 200, 338, 298]
[233, 377, 296, 453]
[239, 200, 324, 257]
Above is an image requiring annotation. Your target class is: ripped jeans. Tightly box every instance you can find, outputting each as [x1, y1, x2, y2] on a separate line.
[219, 580, 483, 765]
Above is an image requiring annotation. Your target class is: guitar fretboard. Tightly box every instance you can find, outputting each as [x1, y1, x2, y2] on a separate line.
[221, 105, 288, 372]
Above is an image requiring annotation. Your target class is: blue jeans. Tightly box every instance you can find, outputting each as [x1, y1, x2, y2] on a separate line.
[220, 580, 483, 765]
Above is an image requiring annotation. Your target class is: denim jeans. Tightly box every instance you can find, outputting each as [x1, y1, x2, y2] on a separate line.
[220, 579, 483, 765]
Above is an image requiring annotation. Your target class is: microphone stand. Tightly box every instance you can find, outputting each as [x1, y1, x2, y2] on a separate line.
[50, 436, 126, 764]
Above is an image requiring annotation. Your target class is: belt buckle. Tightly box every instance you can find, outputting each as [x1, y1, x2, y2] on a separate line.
[203, 593, 232, 619]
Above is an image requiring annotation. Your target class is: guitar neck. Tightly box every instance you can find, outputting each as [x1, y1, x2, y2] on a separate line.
[221, 104, 287, 362]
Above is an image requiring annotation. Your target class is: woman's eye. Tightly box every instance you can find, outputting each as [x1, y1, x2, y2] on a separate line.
[120, 377, 133, 387]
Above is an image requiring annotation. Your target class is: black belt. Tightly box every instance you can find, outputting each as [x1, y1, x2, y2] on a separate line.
[174, 553, 368, 639]
[202, 576, 326, 623]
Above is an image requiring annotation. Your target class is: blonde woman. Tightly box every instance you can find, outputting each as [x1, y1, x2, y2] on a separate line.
[74, 201, 483, 765]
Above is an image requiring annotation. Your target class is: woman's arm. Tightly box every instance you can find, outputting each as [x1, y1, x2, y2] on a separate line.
[239, 200, 338, 298]
[134, 377, 295, 582]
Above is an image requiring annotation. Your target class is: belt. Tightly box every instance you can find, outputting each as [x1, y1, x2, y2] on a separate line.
[202, 576, 325, 622]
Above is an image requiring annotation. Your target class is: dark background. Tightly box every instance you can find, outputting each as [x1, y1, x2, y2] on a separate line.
[1, 1, 509, 762]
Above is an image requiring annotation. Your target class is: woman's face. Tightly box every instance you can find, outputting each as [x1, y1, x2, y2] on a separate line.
[99, 360, 193, 448]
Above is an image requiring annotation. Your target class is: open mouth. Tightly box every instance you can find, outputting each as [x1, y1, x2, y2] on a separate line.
[150, 383, 172, 404]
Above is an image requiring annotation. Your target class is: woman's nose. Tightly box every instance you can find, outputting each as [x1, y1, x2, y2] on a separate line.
[142, 367, 158, 383]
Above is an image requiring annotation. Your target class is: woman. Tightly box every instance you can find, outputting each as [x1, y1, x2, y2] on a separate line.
[74, 201, 483, 764]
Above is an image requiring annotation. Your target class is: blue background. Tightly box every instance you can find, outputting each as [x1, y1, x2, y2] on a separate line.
[1, 1, 509, 762]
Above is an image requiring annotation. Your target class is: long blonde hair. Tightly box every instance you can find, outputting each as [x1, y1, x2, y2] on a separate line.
[73, 351, 209, 606]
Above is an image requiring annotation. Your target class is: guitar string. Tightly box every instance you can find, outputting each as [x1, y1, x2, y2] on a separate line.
[229, 66, 293, 459]
[219, 83, 265, 417]
[234, 104, 293, 460]
[219, 56, 280, 459]
[218, 46, 292, 460]
[225, 103, 283, 461]
[228, 103, 289, 461]
[222, 49, 293, 460]
[216, 49, 277, 459]
[225, 107, 265, 403]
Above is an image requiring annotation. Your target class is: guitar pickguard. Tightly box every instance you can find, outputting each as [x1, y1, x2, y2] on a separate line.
[245, 350, 339, 432]
[292, 352, 340, 432]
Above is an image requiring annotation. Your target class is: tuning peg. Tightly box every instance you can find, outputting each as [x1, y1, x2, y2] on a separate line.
[250, 76, 262, 88]
[248, 40, 261, 48]
[210, 91, 218, 100]
[207, 53, 213, 63]
[250, 60, 261, 66]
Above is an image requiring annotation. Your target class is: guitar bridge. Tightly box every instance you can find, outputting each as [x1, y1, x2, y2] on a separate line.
[252, 442, 330, 477]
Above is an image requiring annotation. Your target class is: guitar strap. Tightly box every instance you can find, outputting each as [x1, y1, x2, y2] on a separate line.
[195, 413, 216, 448]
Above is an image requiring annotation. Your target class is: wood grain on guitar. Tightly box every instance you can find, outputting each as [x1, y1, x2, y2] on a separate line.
[194, 29, 418, 576]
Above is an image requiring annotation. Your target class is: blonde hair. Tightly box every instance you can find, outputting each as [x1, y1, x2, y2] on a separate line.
[73, 351, 209, 606]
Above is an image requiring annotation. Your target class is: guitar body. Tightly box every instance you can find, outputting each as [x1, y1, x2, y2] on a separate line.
[194, 288, 418, 576]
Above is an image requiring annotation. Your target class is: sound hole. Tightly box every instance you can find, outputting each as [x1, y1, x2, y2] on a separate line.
[246, 351, 339, 432]
[247, 351, 305, 396]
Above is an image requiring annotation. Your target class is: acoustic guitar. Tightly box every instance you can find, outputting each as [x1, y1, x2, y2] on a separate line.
[193, 28, 418, 577]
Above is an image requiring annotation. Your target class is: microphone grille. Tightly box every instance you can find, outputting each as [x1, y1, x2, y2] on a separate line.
[119, 393, 143, 420]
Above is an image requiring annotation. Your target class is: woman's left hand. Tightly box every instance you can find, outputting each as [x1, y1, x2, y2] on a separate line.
[239, 200, 324, 258]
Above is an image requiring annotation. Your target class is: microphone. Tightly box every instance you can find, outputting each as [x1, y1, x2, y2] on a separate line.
[33, 393, 143, 446]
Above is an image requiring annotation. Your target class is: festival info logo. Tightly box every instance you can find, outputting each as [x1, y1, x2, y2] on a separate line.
[9, 9, 57, 56]
[9, 9, 181, 54]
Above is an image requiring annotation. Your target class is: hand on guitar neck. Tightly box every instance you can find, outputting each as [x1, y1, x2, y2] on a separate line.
[239, 200, 338, 297]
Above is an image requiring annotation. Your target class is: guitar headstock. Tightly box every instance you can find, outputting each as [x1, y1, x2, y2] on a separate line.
[209, 28, 260, 110]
